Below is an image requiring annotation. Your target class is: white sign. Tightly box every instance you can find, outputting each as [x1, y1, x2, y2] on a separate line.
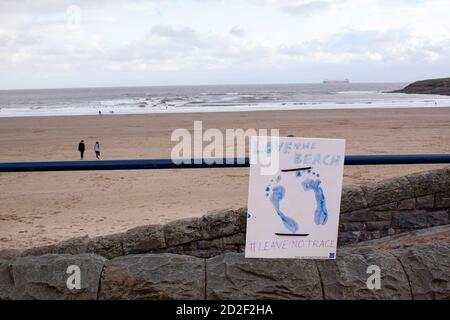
[245, 136, 346, 259]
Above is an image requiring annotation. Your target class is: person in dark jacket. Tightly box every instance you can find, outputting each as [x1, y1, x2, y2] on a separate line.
[78, 140, 86, 160]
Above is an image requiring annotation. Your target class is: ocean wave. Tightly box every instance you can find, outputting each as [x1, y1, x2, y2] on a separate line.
[1, 83, 450, 117]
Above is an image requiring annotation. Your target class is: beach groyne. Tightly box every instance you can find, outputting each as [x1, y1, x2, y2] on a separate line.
[0, 167, 449, 300]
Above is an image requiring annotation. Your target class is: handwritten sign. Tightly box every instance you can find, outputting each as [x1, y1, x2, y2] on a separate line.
[245, 136, 346, 259]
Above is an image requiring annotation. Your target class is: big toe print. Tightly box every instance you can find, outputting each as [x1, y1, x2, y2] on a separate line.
[265, 176, 299, 233]
[296, 169, 329, 225]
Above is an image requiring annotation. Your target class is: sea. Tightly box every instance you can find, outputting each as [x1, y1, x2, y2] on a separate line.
[1, 83, 449, 117]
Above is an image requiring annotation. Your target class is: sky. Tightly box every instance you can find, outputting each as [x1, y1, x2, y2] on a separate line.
[0, 0, 449, 89]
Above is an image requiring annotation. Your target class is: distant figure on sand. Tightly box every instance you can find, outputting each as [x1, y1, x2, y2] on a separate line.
[78, 140, 85, 160]
[99, 110, 102, 116]
[94, 141, 101, 159]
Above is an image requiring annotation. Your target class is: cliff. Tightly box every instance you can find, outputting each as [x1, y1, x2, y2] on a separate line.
[392, 78, 450, 96]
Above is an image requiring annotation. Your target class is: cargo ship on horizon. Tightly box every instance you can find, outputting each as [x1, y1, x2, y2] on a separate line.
[323, 79, 350, 84]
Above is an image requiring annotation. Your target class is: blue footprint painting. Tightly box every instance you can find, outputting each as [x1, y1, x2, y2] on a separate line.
[265, 176, 299, 233]
[296, 169, 329, 225]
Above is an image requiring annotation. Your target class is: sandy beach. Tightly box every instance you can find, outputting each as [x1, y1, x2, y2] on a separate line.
[1, 107, 449, 250]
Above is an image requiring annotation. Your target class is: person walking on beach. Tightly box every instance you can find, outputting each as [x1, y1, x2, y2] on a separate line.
[78, 140, 85, 160]
[94, 141, 101, 159]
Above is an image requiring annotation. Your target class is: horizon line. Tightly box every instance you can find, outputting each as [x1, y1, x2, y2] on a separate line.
[0, 80, 409, 92]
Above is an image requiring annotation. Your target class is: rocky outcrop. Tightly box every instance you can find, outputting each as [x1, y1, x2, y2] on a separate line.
[391, 78, 450, 96]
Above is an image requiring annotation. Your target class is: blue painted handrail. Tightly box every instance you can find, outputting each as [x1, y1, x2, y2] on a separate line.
[0, 154, 449, 172]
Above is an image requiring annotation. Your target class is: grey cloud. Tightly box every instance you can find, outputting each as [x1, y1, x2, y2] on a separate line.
[281, 0, 346, 16]
[278, 28, 450, 64]
[148, 25, 212, 50]
[151, 25, 197, 40]
[230, 26, 245, 38]
[0, 0, 159, 14]
[279, 29, 410, 55]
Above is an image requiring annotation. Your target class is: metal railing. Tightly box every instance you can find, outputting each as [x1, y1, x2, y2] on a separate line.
[0, 154, 449, 172]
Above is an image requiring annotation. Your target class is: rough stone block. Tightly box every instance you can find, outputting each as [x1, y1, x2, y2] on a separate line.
[372, 211, 392, 221]
[338, 231, 360, 245]
[200, 208, 247, 237]
[87, 234, 123, 259]
[206, 253, 322, 300]
[359, 230, 381, 242]
[373, 203, 397, 211]
[340, 208, 374, 223]
[20, 236, 90, 257]
[434, 191, 450, 209]
[340, 186, 367, 213]
[426, 211, 449, 227]
[20, 244, 58, 257]
[406, 168, 450, 197]
[0, 260, 13, 300]
[20, 236, 89, 257]
[363, 176, 415, 207]
[339, 222, 366, 232]
[416, 195, 434, 209]
[391, 211, 427, 230]
[366, 221, 390, 231]
[397, 199, 416, 210]
[99, 253, 204, 300]
[222, 233, 246, 246]
[10, 254, 106, 300]
[55, 236, 90, 255]
[196, 238, 223, 250]
[317, 247, 411, 300]
[121, 224, 165, 255]
[163, 209, 246, 247]
[0, 250, 21, 261]
[341, 209, 391, 224]
[162, 217, 203, 247]
[390, 242, 450, 299]
[380, 228, 390, 238]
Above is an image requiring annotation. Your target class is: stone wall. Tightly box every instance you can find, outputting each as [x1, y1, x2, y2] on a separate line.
[10, 167, 450, 260]
[1, 225, 449, 300]
[0, 167, 449, 300]
[338, 168, 450, 244]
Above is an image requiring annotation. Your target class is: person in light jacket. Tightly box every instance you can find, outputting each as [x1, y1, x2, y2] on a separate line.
[94, 141, 101, 159]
